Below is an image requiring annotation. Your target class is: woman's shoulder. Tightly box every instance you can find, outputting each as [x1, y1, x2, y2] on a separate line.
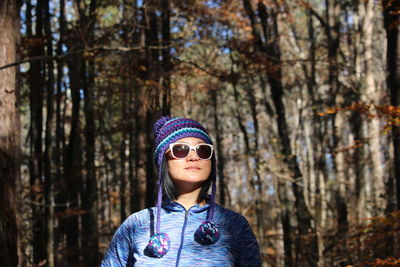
[214, 204, 257, 242]
[121, 207, 154, 229]
[213, 204, 250, 226]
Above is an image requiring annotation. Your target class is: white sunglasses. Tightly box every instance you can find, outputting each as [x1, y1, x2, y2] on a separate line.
[166, 143, 214, 160]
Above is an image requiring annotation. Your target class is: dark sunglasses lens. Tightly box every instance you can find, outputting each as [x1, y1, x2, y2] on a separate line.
[196, 145, 212, 159]
[172, 144, 190, 158]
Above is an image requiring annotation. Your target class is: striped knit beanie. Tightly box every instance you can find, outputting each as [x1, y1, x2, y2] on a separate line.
[145, 116, 219, 258]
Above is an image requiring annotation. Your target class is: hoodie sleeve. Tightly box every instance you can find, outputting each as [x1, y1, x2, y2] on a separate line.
[100, 215, 136, 267]
[233, 214, 261, 267]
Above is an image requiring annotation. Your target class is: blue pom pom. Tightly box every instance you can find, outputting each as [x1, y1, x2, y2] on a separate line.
[153, 116, 171, 138]
[145, 233, 171, 258]
[194, 221, 220, 245]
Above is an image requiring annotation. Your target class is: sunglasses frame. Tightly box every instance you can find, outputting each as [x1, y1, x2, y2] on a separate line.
[167, 143, 214, 160]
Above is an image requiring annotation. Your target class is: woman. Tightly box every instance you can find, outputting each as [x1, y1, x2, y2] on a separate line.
[101, 116, 261, 266]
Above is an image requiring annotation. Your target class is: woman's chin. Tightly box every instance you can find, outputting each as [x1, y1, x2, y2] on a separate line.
[181, 176, 208, 183]
[174, 178, 206, 189]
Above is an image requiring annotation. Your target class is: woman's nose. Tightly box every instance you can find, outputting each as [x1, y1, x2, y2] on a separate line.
[186, 149, 199, 160]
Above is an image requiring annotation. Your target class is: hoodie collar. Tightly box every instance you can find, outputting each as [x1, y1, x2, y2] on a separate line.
[162, 199, 210, 213]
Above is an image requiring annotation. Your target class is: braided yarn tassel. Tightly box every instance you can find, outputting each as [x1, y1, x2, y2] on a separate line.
[194, 156, 220, 245]
[145, 163, 171, 258]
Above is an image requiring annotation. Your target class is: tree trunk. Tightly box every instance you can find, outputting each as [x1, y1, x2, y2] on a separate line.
[211, 89, 226, 205]
[54, 0, 66, 259]
[361, 0, 386, 216]
[143, 0, 161, 207]
[0, 1, 20, 266]
[133, 114, 147, 211]
[44, 0, 55, 265]
[55, 0, 66, 177]
[244, 78, 265, 253]
[145, 110, 157, 207]
[64, 31, 84, 265]
[129, 87, 142, 212]
[161, 0, 171, 115]
[347, 3, 365, 263]
[128, 0, 141, 214]
[324, 1, 352, 265]
[231, 79, 254, 206]
[120, 87, 128, 221]
[333, 103, 349, 265]
[80, 1, 100, 264]
[82, 58, 100, 266]
[28, 0, 45, 263]
[382, 0, 400, 211]
[350, 110, 367, 262]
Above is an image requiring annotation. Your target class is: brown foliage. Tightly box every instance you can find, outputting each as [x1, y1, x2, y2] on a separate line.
[367, 257, 400, 267]
[348, 211, 400, 266]
[56, 208, 87, 218]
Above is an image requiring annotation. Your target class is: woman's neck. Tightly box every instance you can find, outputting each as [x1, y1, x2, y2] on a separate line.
[175, 187, 204, 211]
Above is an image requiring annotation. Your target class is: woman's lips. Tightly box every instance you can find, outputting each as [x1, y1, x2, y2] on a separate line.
[185, 166, 201, 170]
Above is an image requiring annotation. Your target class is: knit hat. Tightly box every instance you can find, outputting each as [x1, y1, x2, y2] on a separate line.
[145, 116, 220, 258]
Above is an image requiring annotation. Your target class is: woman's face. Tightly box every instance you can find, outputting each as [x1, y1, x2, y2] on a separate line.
[166, 137, 212, 193]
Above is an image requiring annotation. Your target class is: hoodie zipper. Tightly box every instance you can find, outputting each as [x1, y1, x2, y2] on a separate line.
[175, 210, 189, 267]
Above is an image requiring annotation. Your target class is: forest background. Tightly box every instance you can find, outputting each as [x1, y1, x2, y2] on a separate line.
[1, 0, 400, 266]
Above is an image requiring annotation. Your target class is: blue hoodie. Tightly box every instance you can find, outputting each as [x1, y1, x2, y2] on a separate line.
[100, 201, 261, 266]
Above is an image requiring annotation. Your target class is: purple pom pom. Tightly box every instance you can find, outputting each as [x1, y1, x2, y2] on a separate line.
[145, 233, 171, 258]
[194, 221, 220, 245]
[153, 116, 171, 138]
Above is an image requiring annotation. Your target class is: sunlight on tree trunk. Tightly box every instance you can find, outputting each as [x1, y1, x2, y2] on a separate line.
[0, 1, 20, 266]
[361, 0, 386, 216]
